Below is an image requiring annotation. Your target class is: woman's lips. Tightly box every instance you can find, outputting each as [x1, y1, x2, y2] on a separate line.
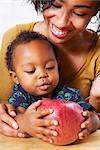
[50, 24, 69, 38]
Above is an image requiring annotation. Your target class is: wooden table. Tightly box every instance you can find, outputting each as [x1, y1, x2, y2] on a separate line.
[0, 130, 100, 150]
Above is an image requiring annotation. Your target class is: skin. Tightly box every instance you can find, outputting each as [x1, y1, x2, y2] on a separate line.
[0, 0, 100, 139]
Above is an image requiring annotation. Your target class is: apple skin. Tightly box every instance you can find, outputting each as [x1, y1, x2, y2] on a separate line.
[38, 98, 84, 145]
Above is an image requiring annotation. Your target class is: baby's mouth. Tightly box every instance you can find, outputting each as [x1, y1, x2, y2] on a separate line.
[37, 82, 51, 91]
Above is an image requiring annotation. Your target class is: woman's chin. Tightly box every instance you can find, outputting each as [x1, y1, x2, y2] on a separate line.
[49, 33, 70, 44]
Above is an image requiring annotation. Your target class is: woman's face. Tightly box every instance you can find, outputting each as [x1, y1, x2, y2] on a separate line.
[43, 0, 97, 44]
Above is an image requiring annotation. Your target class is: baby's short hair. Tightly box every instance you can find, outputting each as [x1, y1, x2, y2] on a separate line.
[6, 31, 57, 71]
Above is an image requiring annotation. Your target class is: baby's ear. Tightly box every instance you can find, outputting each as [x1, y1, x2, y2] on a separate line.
[9, 71, 19, 84]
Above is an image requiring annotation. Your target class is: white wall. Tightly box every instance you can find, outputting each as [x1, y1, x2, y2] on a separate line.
[0, 0, 43, 45]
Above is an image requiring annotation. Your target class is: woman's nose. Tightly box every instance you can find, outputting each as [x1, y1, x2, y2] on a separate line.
[57, 12, 71, 28]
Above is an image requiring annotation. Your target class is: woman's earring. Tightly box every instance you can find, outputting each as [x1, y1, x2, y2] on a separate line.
[90, 14, 99, 24]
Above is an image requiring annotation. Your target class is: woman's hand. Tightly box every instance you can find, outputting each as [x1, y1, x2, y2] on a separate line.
[78, 110, 100, 140]
[15, 100, 58, 143]
[0, 103, 27, 137]
[90, 75, 100, 112]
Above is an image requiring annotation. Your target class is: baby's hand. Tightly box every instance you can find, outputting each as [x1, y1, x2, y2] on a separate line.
[78, 111, 100, 140]
[21, 100, 58, 143]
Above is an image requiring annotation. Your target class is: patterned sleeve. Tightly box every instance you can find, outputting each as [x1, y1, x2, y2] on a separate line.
[57, 85, 95, 111]
[8, 84, 30, 109]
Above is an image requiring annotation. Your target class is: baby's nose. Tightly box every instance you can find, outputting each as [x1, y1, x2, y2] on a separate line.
[38, 70, 48, 79]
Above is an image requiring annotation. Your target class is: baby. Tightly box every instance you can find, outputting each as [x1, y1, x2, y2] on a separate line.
[6, 31, 100, 143]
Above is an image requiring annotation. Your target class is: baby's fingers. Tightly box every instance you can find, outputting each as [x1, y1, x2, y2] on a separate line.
[35, 126, 58, 144]
[38, 118, 58, 127]
[82, 111, 91, 118]
[35, 133, 53, 143]
[37, 127, 58, 137]
[27, 100, 42, 111]
[78, 129, 90, 140]
[81, 111, 91, 130]
[81, 119, 90, 129]
[36, 109, 54, 118]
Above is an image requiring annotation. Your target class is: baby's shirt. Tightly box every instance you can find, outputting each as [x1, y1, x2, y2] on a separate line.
[8, 84, 94, 111]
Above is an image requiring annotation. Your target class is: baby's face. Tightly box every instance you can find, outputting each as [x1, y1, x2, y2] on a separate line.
[12, 40, 59, 97]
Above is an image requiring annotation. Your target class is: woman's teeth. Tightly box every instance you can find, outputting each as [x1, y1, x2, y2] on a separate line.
[51, 24, 68, 37]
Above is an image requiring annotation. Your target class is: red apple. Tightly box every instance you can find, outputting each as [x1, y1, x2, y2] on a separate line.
[38, 98, 84, 145]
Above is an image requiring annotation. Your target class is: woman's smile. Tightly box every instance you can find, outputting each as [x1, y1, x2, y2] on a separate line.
[50, 23, 69, 38]
[48, 22, 75, 43]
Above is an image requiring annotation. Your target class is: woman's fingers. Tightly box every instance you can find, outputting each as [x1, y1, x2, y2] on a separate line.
[5, 104, 16, 116]
[0, 104, 16, 117]
[0, 105, 18, 129]
[0, 120, 27, 138]
[0, 113, 18, 129]
[0, 120, 18, 137]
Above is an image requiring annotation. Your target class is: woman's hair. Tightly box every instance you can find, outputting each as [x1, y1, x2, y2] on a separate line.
[28, 0, 55, 12]
[28, 0, 100, 12]
[6, 31, 57, 71]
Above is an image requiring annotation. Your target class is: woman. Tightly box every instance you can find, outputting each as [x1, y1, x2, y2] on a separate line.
[0, 0, 100, 138]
